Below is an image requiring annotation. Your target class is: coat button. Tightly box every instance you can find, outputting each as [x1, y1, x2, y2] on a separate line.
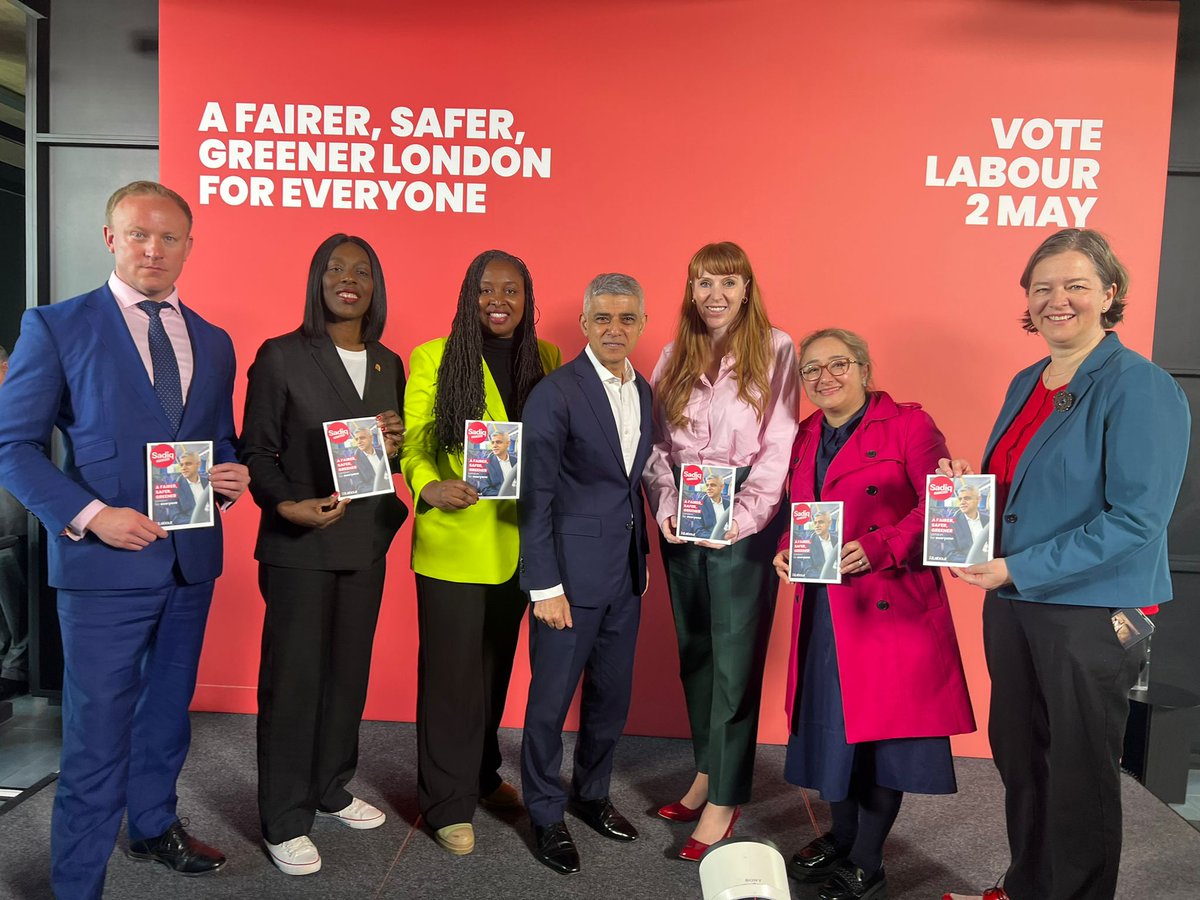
[1005, 514, 1017, 524]
[866, 486, 878, 495]
[866, 450, 877, 458]
[876, 600, 890, 610]
[867, 525, 879, 532]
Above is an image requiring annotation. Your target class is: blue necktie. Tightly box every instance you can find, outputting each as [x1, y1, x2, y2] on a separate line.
[136, 300, 183, 434]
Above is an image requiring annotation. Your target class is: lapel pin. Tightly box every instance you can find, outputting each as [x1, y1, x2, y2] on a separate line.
[1054, 391, 1075, 412]
[374, 363, 382, 372]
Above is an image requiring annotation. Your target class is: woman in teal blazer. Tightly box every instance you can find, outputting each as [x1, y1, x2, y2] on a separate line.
[401, 250, 560, 856]
[941, 229, 1189, 900]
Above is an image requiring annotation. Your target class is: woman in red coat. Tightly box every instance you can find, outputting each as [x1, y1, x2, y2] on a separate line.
[772, 328, 975, 900]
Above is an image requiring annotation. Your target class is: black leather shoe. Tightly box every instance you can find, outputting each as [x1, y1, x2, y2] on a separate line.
[570, 797, 639, 842]
[818, 863, 887, 900]
[789, 833, 850, 882]
[533, 821, 581, 875]
[127, 821, 226, 876]
[0, 678, 28, 701]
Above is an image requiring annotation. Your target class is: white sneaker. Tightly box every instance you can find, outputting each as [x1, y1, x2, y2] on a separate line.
[316, 797, 386, 830]
[265, 835, 322, 875]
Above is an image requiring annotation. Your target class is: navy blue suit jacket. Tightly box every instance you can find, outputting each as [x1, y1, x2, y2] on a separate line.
[518, 351, 652, 606]
[0, 283, 239, 590]
[947, 510, 989, 564]
[173, 474, 211, 526]
[984, 333, 1189, 607]
[481, 451, 518, 497]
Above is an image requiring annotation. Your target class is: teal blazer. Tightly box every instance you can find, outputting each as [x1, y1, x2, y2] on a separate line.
[983, 332, 1190, 607]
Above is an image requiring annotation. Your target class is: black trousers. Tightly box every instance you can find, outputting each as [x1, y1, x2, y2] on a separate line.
[256, 561, 386, 844]
[983, 592, 1144, 900]
[415, 573, 527, 829]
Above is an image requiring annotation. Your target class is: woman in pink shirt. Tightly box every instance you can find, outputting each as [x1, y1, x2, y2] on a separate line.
[643, 241, 799, 859]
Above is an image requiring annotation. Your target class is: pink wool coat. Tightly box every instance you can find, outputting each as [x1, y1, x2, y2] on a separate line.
[783, 392, 976, 744]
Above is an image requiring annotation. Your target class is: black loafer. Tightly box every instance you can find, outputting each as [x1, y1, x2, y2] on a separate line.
[818, 863, 887, 900]
[533, 821, 581, 875]
[790, 833, 850, 882]
[127, 821, 226, 876]
[570, 797, 638, 842]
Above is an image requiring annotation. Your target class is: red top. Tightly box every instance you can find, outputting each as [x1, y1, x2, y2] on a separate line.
[987, 377, 1157, 615]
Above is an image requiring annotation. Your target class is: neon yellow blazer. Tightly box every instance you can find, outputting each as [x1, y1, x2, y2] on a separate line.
[402, 336, 562, 583]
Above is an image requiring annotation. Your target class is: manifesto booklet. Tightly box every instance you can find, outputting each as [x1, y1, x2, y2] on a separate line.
[146, 441, 215, 530]
[322, 417, 395, 499]
[676, 464, 737, 544]
[788, 501, 844, 584]
[463, 420, 522, 499]
[923, 473, 997, 567]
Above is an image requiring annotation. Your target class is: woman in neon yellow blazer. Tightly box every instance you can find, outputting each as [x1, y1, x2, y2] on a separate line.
[402, 250, 560, 857]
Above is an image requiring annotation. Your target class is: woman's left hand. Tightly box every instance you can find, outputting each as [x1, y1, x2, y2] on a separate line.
[377, 409, 405, 457]
[839, 540, 871, 576]
[958, 557, 1012, 590]
[697, 517, 739, 550]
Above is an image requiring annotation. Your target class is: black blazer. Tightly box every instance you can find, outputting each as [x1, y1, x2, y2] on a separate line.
[241, 329, 408, 570]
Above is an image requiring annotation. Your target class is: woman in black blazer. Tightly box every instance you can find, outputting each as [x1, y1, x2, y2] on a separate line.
[241, 234, 408, 876]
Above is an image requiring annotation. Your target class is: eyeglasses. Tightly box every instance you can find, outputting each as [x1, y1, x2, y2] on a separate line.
[800, 357, 860, 382]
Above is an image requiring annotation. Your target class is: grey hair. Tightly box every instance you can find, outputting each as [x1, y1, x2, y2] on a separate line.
[583, 273, 644, 315]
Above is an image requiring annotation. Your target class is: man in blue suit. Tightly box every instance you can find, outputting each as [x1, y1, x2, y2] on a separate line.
[172, 450, 211, 526]
[0, 182, 249, 899]
[480, 428, 518, 497]
[946, 481, 989, 564]
[698, 474, 729, 541]
[518, 273, 651, 875]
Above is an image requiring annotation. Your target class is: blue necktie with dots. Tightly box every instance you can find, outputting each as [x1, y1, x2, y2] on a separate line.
[136, 300, 183, 434]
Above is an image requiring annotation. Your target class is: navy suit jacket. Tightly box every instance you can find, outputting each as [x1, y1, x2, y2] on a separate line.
[797, 529, 837, 579]
[173, 474, 211, 526]
[947, 510, 989, 564]
[0, 283, 239, 590]
[984, 333, 1189, 607]
[481, 451, 518, 497]
[518, 351, 653, 606]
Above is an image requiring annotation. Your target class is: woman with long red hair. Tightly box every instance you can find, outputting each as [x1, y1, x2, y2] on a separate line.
[643, 241, 798, 859]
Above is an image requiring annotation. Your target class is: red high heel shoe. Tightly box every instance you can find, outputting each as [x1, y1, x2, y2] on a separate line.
[942, 890, 1010, 900]
[657, 800, 706, 823]
[678, 807, 741, 861]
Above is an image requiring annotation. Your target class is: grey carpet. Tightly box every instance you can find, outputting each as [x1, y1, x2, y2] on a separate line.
[1, 713, 1198, 898]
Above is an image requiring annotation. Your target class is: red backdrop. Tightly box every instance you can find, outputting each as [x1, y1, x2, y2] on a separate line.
[159, 0, 1179, 757]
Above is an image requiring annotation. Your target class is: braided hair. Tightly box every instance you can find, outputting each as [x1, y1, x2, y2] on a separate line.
[433, 250, 546, 454]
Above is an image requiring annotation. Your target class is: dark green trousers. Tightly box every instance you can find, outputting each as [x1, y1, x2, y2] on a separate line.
[660, 508, 782, 805]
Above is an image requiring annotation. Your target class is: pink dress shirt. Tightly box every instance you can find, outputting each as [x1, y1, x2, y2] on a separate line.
[643, 327, 799, 539]
[69, 273, 195, 534]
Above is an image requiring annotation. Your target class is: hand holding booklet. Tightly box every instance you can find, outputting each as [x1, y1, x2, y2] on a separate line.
[788, 501, 844, 583]
[322, 417, 395, 499]
[922, 474, 996, 567]
[147, 441, 215, 530]
[463, 420, 522, 499]
[676, 464, 737, 544]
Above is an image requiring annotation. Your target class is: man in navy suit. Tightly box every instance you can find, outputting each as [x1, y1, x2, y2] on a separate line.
[947, 482, 989, 564]
[172, 450, 211, 526]
[698, 474, 729, 541]
[796, 510, 837, 579]
[518, 273, 651, 875]
[0, 182, 249, 899]
[480, 428, 518, 497]
[351, 425, 388, 494]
